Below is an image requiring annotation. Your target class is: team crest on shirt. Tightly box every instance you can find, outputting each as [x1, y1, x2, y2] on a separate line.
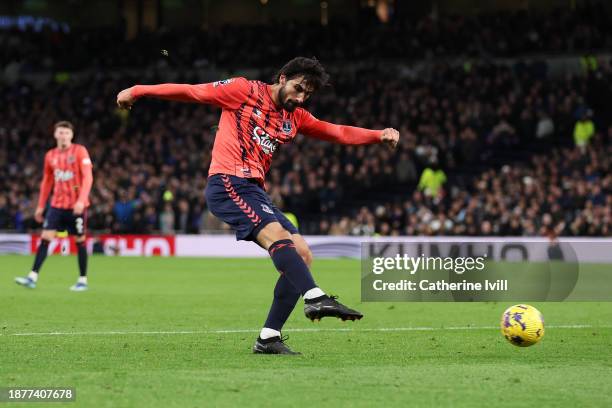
[213, 78, 234, 87]
[252, 126, 278, 155]
[282, 120, 292, 134]
[67, 155, 75, 164]
[261, 204, 274, 214]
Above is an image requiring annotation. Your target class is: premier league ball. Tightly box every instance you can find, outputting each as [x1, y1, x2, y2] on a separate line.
[500, 304, 545, 347]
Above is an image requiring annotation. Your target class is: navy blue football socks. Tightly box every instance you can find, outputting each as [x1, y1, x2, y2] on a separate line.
[265, 239, 319, 331]
[32, 239, 50, 273]
[264, 275, 301, 331]
[268, 239, 317, 295]
[77, 241, 88, 277]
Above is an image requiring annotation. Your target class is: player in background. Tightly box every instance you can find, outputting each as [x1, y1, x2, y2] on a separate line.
[15, 121, 94, 291]
[116, 57, 399, 354]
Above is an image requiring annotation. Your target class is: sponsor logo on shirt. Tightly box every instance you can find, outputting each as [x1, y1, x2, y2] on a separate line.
[54, 169, 74, 182]
[213, 78, 234, 87]
[252, 126, 278, 155]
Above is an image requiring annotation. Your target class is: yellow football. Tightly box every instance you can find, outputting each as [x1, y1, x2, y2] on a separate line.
[500, 304, 545, 347]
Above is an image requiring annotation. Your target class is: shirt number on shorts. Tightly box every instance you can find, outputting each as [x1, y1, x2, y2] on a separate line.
[75, 217, 84, 234]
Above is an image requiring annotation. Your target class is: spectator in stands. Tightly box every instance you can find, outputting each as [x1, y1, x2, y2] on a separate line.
[112, 189, 138, 232]
[160, 203, 175, 235]
[0, 196, 10, 229]
[417, 161, 447, 197]
[573, 109, 595, 151]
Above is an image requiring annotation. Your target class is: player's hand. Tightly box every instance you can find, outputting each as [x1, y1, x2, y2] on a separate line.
[34, 207, 44, 224]
[116, 87, 135, 110]
[380, 128, 399, 149]
[73, 202, 85, 215]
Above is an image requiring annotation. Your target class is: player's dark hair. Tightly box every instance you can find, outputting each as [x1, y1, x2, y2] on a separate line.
[54, 121, 74, 131]
[275, 57, 330, 91]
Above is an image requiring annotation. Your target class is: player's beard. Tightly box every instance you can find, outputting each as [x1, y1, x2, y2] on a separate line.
[279, 85, 299, 112]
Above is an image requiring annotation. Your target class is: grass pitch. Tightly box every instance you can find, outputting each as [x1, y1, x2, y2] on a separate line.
[1, 255, 611, 407]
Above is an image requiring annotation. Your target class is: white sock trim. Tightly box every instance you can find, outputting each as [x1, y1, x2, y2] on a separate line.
[303, 287, 325, 300]
[260, 328, 281, 340]
[28, 271, 39, 282]
[78, 276, 88, 284]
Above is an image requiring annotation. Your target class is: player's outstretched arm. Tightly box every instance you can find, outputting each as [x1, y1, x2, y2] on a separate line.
[297, 110, 399, 148]
[116, 78, 249, 111]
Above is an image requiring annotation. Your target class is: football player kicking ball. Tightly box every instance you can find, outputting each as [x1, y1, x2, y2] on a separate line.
[15, 121, 93, 291]
[117, 57, 399, 354]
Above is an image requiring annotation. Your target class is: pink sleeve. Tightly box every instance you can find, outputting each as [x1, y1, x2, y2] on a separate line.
[131, 77, 251, 110]
[296, 109, 382, 145]
[76, 147, 93, 205]
[37, 153, 54, 209]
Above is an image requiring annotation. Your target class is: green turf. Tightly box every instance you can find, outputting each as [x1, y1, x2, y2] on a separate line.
[1, 255, 611, 407]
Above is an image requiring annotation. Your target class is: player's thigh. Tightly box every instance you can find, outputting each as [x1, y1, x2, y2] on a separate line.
[291, 233, 313, 267]
[40, 229, 57, 241]
[268, 205, 310, 263]
[271, 205, 299, 235]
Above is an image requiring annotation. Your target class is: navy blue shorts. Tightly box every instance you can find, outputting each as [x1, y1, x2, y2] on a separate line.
[205, 174, 298, 241]
[43, 207, 87, 236]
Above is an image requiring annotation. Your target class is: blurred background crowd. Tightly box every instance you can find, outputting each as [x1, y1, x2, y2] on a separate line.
[0, 0, 610, 237]
[2, 2, 611, 70]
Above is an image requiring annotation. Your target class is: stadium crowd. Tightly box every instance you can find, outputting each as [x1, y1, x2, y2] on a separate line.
[1, 3, 611, 72]
[319, 143, 611, 237]
[1, 54, 610, 237]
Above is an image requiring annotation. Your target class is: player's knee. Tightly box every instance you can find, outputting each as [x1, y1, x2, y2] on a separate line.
[299, 247, 313, 267]
[270, 225, 292, 242]
[290, 235, 313, 267]
[257, 222, 292, 249]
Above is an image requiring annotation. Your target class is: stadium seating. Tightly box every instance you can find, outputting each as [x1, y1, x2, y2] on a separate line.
[1, 8, 610, 237]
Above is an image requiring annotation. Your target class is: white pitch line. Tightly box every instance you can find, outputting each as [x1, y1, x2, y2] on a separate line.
[0, 324, 603, 337]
